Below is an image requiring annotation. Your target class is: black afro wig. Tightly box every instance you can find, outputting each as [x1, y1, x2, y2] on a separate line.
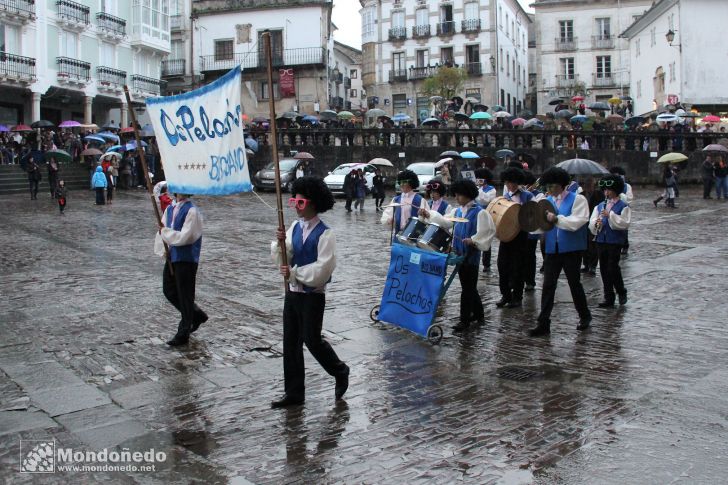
[397, 169, 420, 189]
[290, 176, 335, 213]
[540, 167, 570, 188]
[450, 179, 479, 200]
[522, 170, 538, 186]
[501, 167, 525, 184]
[609, 166, 626, 176]
[474, 167, 493, 183]
[599, 174, 625, 195]
[506, 160, 523, 169]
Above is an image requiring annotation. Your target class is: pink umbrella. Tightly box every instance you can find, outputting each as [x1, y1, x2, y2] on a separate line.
[59, 120, 81, 128]
[702, 115, 721, 123]
[511, 117, 526, 126]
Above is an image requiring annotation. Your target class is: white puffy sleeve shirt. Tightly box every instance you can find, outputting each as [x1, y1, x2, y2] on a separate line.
[271, 220, 336, 293]
[153, 204, 203, 258]
[589, 204, 632, 235]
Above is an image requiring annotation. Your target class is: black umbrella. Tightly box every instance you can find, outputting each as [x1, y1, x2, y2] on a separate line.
[556, 158, 609, 175]
[453, 113, 469, 121]
[548, 98, 564, 106]
[102, 121, 118, 130]
[620, 95, 633, 101]
[439, 150, 461, 159]
[473, 103, 489, 112]
[555, 109, 574, 119]
[588, 102, 611, 111]
[555, 103, 570, 112]
[495, 149, 516, 160]
[31, 120, 54, 129]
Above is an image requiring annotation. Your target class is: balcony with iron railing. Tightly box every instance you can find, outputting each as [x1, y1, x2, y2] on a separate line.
[161, 59, 185, 77]
[200, 46, 325, 72]
[389, 69, 407, 83]
[170, 14, 184, 31]
[436, 21, 455, 36]
[96, 11, 125, 37]
[555, 74, 579, 88]
[131, 74, 163, 96]
[592, 73, 616, 88]
[461, 19, 480, 33]
[56, 0, 89, 26]
[555, 36, 577, 51]
[0, 0, 36, 22]
[465, 62, 482, 76]
[412, 24, 430, 39]
[388, 26, 406, 41]
[96, 66, 126, 91]
[0, 52, 35, 83]
[344, 76, 351, 89]
[592, 35, 615, 49]
[409, 66, 437, 80]
[56, 56, 90, 83]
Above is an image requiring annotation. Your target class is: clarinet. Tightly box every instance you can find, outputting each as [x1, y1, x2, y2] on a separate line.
[593, 203, 605, 242]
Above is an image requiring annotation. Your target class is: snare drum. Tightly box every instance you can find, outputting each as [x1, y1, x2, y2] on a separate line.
[416, 223, 452, 253]
[396, 217, 428, 246]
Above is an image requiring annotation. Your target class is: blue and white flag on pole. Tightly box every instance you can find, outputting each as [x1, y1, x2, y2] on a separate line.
[145, 67, 251, 195]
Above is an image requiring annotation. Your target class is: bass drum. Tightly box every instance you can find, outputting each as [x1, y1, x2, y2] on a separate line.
[486, 196, 521, 242]
[396, 217, 428, 246]
[416, 223, 452, 253]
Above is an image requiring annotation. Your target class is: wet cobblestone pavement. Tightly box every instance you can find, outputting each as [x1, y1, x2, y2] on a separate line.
[1, 187, 727, 484]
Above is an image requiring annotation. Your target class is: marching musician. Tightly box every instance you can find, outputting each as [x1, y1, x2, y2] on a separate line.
[270, 177, 349, 408]
[424, 176, 449, 215]
[609, 166, 634, 256]
[523, 170, 542, 292]
[529, 167, 592, 337]
[475, 167, 496, 272]
[381, 169, 428, 239]
[419, 179, 495, 332]
[495, 167, 533, 309]
[589, 174, 631, 307]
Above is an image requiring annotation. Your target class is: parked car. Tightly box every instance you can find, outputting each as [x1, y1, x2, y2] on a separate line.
[324, 162, 378, 195]
[253, 158, 302, 192]
[395, 162, 438, 193]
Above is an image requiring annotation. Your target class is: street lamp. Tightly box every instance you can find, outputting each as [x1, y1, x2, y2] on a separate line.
[489, 55, 496, 71]
[665, 29, 675, 44]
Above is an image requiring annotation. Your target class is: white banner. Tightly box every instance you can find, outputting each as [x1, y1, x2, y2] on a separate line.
[145, 67, 251, 195]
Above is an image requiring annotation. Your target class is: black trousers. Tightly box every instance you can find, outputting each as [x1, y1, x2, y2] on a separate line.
[703, 178, 714, 198]
[95, 188, 106, 205]
[458, 262, 483, 323]
[283, 292, 348, 399]
[163, 261, 205, 338]
[597, 244, 626, 302]
[583, 239, 598, 270]
[344, 192, 353, 210]
[497, 231, 528, 301]
[481, 248, 491, 270]
[524, 238, 538, 286]
[28, 179, 38, 198]
[537, 251, 591, 325]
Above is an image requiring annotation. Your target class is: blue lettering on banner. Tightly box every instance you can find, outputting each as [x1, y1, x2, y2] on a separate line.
[379, 244, 448, 337]
[159, 101, 241, 147]
[208, 146, 246, 182]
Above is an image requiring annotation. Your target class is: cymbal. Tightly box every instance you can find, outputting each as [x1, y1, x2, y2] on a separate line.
[381, 202, 403, 208]
[445, 216, 469, 223]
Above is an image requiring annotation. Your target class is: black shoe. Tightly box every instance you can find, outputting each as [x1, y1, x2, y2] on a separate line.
[598, 300, 615, 308]
[529, 324, 550, 337]
[335, 366, 350, 400]
[618, 293, 628, 305]
[166, 335, 189, 346]
[524, 284, 535, 292]
[506, 299, 522, 308]
[539, 266, 544, 273]
[576, 316, 592, 331]
[581, 267, 589, 273]
[271, 395, 304, 408]
[653, 199, 659, 208]
[452, 321, 470, 332]
[588, 269, 597, 276]
[191, 312, 209, 333]
[495, 298, 511, 308]
[482, 266, 491, 273]
[621, 248, 629, 256]
[474, 317, 485, 326]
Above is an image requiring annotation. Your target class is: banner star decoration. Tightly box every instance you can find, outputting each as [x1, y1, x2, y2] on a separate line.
[177, 163, 207, 171]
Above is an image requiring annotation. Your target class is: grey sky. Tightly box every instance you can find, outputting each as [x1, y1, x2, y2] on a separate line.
[332, 0, 534, 49]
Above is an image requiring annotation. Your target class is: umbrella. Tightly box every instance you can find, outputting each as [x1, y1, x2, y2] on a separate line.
[125, 140, 148, 151]
[422, 118, 441, 126]
[11, 124, 33, 132]
[435, 158, 452, 168]
[656, 113, 678, 123]
[625, 116, 644, 126]
[59, 120, 81, 128]
[106, 145, 126, 152]
[280, 111, 298, 119]
[511, 118, 526, 126]
[336, 111, 354, 120]
[678, 112, 700, 118]
[518, 109, 533, 119]
[293, 151, 314, 160]
[620, 95, 633, 101]
[570, 115, 589, 124]
[369, 158, 394, 167]
[120, 127, 136, 133]
[31, 120, 55, 129]
[571, 95, 584, 102]
[495, 149, 515, 160]
[43, 149, 71, 163]
[470, 112, 492, 120]
[588, 102, 611, 111]
[97, 131, 120, 142]
[439, 150, 461, 159]
[84, 135, 106, 144]
[79, 123, 99, 130]
[102, 121, 118, 130]
[319, 110, 337, 120]
[702, 115, 721, 123]
[244, 137, 259, 152]
[703, 144, 728, 153]
[606, 114, 625, 124]
[81, 148, 103, 156]
[494, 111, 511, 118]
[392, 113, 412, 122]
[301, 115, 319, 124]
[524, 118, 544, 129]
[453, 113, 469, 121]
[100, 152, 121, 161]
[465, 97, 479, 103]
[491, 105, 505, 112]
[548, 99, 564, 106]
[140, 124, 155, 137]
[252, 116, 269, 123]
[473, 104, 489, 112]
[608, 97, 622, 105]
[657, 153, 688, 163]
[429, 95, 443, 103]
[460, 151, 480, 159]
[555, 109, 573, 119]
[366, 108, 386, 118]
[0, 124, 9, 132]
[556, 158, 609, 175]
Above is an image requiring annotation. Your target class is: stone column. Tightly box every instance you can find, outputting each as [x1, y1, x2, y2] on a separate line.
[84, 96, 93, 124]
[120, 103, 128, 129]
[31, 92, 41, 122]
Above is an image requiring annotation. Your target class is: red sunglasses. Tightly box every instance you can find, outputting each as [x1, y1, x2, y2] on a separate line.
[287, 197, 311, 210]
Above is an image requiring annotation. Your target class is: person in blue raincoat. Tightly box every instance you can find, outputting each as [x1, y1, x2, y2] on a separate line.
[90, 165, 107, 205]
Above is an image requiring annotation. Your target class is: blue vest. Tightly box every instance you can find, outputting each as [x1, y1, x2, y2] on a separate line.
[291, 220, 330, 292]
[166, 201, 202, 263]
[394, 193, 423, 229]
[453, 204, 482, 266]
[594, 199, 627, 245]
[544, 191, 587, 254]
[504, 189, 534, 204]
[567, 181, 580, 193]
[428, 198, 449, 215]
